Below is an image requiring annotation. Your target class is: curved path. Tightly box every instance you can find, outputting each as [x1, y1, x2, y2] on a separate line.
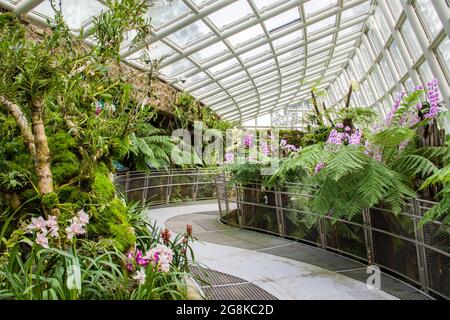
[147, 202, 428, 300]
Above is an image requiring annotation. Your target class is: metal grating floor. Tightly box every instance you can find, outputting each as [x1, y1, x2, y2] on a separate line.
[191, 266, 277, 300]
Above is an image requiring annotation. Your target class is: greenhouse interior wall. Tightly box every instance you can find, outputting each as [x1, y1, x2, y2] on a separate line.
[0, 0, 449, 305]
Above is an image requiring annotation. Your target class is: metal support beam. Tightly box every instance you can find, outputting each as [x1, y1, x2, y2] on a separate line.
[14, 0, 44, 15]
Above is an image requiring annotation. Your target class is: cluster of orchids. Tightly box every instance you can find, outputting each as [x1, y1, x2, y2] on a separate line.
[26, 209, 89, 248]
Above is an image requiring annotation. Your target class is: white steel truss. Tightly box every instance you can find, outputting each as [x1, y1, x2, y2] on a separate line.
[0, 0, 448, 126]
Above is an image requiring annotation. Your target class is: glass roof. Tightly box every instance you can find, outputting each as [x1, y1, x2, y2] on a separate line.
[2, 0, 447, 125]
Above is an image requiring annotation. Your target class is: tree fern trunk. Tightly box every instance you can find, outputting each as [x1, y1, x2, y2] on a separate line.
[30, 100, 55, 197]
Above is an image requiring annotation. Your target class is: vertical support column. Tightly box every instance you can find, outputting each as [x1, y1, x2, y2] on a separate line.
[125, 171, 130, 199]
[141, 175, 149, 207]
[318, 215, 327, 250]
[223, 174, 230, 219]
[274, 190, 285, 237]
[166, 169, 173, 204]
[215, 175, 223, 219]
[236, 185, 243, 228]
[193, 168, 199, 201]
[412, 198, 430, 294]
[362, 207, 374, 265]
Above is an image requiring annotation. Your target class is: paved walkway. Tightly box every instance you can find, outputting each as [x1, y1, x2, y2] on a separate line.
[147, 202, 428, 300]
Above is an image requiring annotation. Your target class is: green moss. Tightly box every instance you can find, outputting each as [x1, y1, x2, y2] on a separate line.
[111, 136, 130, 160]
[92, 163, 115, 202]
[109, 224, 136, 252]
[48, 132, 77, 152]
[51, 150, 80, 184]
[41, 192, 59, 209]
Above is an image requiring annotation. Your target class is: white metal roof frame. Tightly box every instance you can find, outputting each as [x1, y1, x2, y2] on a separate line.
[0, 0, 448, 126]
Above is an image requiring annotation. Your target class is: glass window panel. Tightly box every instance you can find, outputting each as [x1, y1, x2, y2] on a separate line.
[403, 77, 416, 92]
[248, 59, 274, 73]
[208, 1, 253, 30]
[380, 58, 395, 88]
[362, 80, 375, 103]
[371, 70, 383, 98]
[367, 26, 382, 55]
[418, 61, 434, 84]
[374, 7, 390, 42]
[304, 0, 337, 17]
[436, 37, 450, 82]
[309, 35, 333, 50]
[308, 16, 336, 34]
[168, 20, 212, 48]
[359, 42, 372, 68]
[208, 57, 240, 74]
[146, 0, 190, 28]
[240, 44, 271, 62]
[401, 20, 422, 61]
[272, 31, 303, 49]
[32, 0, 106, 29]
[160, 58, 194, 77]
[227, 24, 264, 47]
[415, 0, 443, 39]
[337, 23, 363, 40]
[387, 0, 403, 21]
[341, 1, 371, 21]
[253, 0, 280, 11]
[194, 41, 229, 62]
[265, 8, 300, 32]
[140, 41, 174, 61]
[389, 41, 407, 76]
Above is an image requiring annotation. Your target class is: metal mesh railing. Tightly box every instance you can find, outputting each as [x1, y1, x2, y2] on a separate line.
[114, 168, 219, 206]
[215, 175, 450, 299]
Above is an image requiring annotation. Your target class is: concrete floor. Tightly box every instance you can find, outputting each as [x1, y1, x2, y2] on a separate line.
[147, 202, 404, 300]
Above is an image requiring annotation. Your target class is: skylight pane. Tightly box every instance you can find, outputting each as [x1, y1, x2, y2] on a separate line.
[227, 24, 264, 47]
[264, 8, 300, 32]
[207, 1, 254, 30]
[193, 41, 228, 62]
[167, 20, 212, 48]
[32, 0, 106, 30]
[239, 44, 271, 62]
[272, 31, 303, 49]
[208, 57, 240, 74]
[304, 0, 337, 17]
[146, 0, 190, 28]
[308, 16, 336, 34]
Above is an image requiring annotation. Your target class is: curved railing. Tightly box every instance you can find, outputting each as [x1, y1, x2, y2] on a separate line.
[215, 174, 450, 300]
[114, 168, 219, 206]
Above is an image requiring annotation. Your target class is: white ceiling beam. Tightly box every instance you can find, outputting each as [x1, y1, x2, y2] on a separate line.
[14, 0, 44, 15]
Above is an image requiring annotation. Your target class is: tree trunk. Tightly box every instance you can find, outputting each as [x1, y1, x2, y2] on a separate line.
[31, 100, 54, 196]
[0, 96, 36, 160]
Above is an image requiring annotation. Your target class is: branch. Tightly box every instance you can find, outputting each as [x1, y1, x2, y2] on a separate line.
[0, 96, 36, 159]
[345, 84, 353, 109]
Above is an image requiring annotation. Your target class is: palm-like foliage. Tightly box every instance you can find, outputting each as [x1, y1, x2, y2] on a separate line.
[128, 124, 176, 170]
[419, 136, 450, 226]
[272, 126, 439, 222]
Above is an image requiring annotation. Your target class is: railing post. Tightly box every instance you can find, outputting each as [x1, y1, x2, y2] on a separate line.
[193, 168, 199, 201]
[236, 185, 243, 228]
[141, 175, 149, 207]
[275, 190, 285, 237]
[319, 218, 327, 250]
[362, 207, 374, 265]
[166, 168, 173, 204]
[412, 198, 430, 294]
[215, 175, 223, 219]
[125, 171, 130, 199]
[223, 174, 230, 217]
